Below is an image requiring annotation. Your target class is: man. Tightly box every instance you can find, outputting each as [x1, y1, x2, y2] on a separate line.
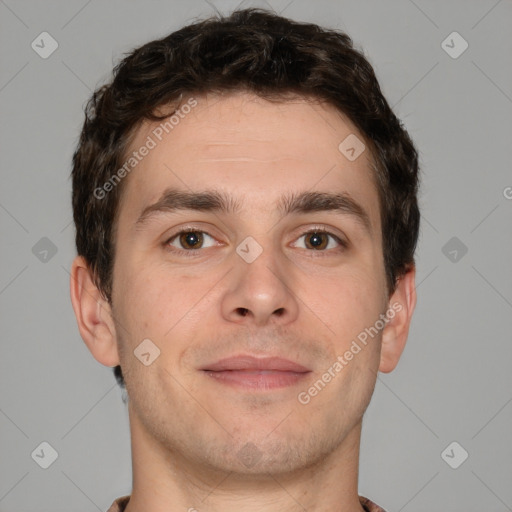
[70, 8, 419, 512]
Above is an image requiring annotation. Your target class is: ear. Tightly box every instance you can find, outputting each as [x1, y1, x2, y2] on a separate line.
[69, 256, 120, 367]
[379, 266, 417, 373]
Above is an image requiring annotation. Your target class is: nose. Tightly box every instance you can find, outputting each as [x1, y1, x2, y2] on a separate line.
[220, 244, 299, 327]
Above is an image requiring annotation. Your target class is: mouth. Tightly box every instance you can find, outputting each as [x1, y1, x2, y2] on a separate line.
[201, 355, 312, 390]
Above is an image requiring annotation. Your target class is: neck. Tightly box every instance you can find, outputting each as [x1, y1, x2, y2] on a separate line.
[124, 402, 366, 512]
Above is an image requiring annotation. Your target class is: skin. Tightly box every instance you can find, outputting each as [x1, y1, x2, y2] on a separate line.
[70, 91, 416, 512]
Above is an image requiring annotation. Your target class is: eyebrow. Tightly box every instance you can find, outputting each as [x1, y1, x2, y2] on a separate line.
[135, 188, 372, 235]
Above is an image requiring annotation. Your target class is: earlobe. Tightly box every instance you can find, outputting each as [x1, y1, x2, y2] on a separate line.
[69, 256, 120, 367]
[379, 266, 417, 373]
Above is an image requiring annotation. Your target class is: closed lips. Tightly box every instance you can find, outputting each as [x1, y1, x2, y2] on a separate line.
[202, 355, 311, 373]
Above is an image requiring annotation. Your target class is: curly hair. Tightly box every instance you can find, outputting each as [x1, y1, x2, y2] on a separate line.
[71, 8, 421, 389]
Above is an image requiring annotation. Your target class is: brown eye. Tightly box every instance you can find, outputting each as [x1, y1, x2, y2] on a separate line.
[179, 231, 203, 249]
[293, 230, 345, 251]
[305, 232, 329, 250]
[167, 230, 216, 251]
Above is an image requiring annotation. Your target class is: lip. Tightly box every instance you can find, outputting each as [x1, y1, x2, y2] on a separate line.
[201, 355, 311, 390]
[202, 355, 311, 373]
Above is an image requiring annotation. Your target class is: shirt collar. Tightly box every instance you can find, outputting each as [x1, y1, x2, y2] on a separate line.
[106, 494, 387, 511]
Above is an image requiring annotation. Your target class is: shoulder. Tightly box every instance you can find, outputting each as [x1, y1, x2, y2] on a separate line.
[359, 495, 388, 512]
[105, 495, 130, 512]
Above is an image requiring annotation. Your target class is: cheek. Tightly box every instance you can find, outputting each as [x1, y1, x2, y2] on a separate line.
[129, 277, 180, 336]
[116, 263, 211, 350]
[310, 271, 385, 343]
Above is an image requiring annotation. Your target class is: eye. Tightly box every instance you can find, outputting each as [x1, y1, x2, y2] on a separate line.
[293, 229, 346, 251]
[166, 229, 217, 251]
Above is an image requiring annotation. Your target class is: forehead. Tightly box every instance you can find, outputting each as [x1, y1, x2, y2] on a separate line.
[118, 92, 381, 232]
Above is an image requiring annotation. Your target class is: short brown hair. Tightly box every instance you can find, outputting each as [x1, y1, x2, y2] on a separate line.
[71, 8, 420, 389]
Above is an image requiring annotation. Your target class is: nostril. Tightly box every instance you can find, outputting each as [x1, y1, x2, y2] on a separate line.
[274, 307, 285, 317]
[237, 307, 249, 316]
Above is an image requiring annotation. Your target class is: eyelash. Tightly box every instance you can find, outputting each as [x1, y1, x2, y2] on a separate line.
[163, 227, 347, 257]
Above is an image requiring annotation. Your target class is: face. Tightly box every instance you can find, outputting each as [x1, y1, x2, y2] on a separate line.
[110, 91, 390, 475]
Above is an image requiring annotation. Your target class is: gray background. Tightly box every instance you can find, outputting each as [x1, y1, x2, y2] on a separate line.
[1, 0, 511, 510]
